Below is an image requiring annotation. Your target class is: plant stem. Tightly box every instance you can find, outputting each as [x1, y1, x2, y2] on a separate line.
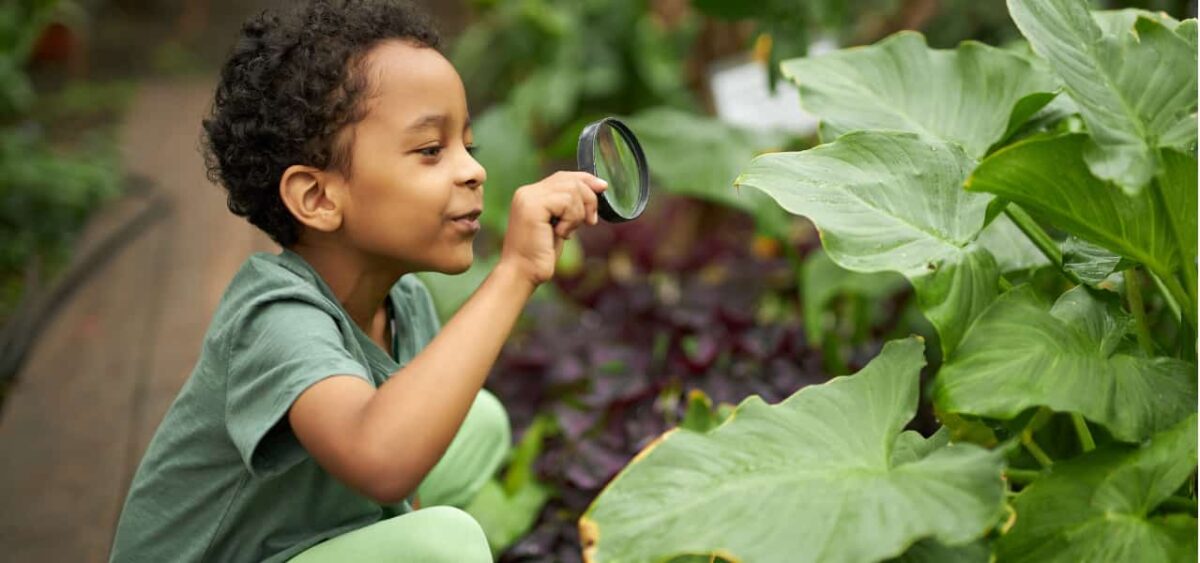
[1004, 205, 1083, 287]
[1070, 413, 1096, 453]
[1005, 468, 1043, 485]
[1124, 268, 1155, 356]
[1022, 433, 1054, 468]
[1150, 174, 1199, 317]
[1159, 270, 1197, 331]
[1150, 270, 1183, 323]
[1161, 495, 1198, 514]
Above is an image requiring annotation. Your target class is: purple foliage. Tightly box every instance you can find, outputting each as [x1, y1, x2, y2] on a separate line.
[485, 198, 839, 561]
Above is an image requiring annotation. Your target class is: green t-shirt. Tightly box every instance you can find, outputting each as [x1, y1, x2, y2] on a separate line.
[110, 249, 442, 563]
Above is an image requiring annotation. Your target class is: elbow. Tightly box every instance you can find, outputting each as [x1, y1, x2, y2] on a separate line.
[364, 479, 414, 506]
[357, 449, 423, 505]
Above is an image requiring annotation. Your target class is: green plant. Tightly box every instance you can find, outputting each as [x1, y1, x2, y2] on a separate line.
[0, 0, 124, 318]
[582, 1, 1197, 560]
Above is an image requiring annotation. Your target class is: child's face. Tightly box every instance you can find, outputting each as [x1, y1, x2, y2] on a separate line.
[332, 40, 486, 274]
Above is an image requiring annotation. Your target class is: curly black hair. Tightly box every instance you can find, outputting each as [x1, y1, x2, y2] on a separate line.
[202, 0, 441, 247]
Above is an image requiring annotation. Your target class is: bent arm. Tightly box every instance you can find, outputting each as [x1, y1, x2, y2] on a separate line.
[288, 262, 534, 504]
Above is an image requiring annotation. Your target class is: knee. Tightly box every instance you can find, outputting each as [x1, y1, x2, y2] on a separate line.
[408, 506, 491, 562]
[473, 390, 511, 454]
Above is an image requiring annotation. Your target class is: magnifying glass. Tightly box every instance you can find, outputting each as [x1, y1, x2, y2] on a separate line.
[577, 117, 649, 222]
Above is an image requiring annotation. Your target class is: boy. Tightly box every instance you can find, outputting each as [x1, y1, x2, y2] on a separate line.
[109, 1, 606, 561]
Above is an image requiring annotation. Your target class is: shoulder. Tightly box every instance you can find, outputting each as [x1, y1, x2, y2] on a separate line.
[211, 252, 347, 345]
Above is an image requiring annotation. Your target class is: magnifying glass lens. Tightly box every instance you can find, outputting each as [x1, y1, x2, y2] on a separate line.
[578, 117, 648, 222]
[594, 124, 641, 218]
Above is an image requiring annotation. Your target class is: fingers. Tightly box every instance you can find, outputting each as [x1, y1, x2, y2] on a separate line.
[577, 179, 600, 225]
[538, 172, 605, 238]
[551, 170, 608, 193]
[549, 192, 587, 239]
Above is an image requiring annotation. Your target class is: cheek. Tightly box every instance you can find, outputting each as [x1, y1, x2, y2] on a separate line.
[348, 171, 454, 252]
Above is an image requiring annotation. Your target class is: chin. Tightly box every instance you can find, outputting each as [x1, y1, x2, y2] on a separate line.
[439, 252, 474, 275]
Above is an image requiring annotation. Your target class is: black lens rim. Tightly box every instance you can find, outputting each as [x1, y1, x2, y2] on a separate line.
[577, 117, 649, 223]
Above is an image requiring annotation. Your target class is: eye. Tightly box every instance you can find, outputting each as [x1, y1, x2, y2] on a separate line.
[466, 145, 480, 156]
[418, 146, 443, 157]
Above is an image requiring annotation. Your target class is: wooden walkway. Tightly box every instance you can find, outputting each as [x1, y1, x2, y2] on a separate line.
[0, 79, 275, 561]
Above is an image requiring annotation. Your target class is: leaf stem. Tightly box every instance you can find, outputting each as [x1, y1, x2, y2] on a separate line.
[1159, 271, 1197, 331]
[1124, 268, 1155, 356]
[1003, 205, 1083, 286]
[1149, 171, 1199, 319]
[1150, 270, 1183, 323]
[1004, 468, 1043, 485]
[1021, 433, 1054, 468]
[1070, 413, 1096, 453]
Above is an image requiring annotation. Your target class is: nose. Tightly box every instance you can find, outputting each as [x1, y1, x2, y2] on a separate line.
[458, 148, 487, 190]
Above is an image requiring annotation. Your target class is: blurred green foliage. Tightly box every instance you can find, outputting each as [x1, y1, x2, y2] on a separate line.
[1, 0, 125, 316]
[456, 0, 796, 239]
[692, 0, 897, 87]
[454, 0, 699, 138]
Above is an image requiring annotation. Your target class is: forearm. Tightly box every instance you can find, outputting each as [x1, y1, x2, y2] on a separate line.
[356, 261, 534, 497]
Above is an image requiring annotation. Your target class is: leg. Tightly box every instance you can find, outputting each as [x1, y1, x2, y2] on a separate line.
[288, 506, 491, 562]
[417, 389, 511, 508]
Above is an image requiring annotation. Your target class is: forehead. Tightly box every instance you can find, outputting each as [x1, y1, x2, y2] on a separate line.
[360, 40, 468, 129]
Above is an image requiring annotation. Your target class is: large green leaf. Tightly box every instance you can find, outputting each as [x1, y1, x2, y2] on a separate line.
[802, 248, 908, 346]
[1008, 0, 1198, 193]
[975, 214, 1050, 274]
[466, 415, 553, 557]
[779, 31, 1057, 159]
[623, 107, 791, 236]
[997, 414, 1198, 562]
[966, 133, 1193, 282]
[1061, 235, 1133, 288]
[580, 338, 1005, 563]
[933, 286, 1196, 442]
[737, 130, 998, 355]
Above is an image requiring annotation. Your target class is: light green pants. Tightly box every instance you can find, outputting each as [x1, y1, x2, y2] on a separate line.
[290, 390, 511, 562]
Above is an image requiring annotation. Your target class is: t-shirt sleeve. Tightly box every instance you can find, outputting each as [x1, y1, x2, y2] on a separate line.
[225, 299, 370, 478]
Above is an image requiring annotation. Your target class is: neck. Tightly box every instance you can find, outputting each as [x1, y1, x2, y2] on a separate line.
[289, 240, 405, 334]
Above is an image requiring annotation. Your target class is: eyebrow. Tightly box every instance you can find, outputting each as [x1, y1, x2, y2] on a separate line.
[404, 113, 473, 133]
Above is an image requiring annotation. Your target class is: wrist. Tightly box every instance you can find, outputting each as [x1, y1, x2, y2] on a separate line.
[490, 258, 539, 298]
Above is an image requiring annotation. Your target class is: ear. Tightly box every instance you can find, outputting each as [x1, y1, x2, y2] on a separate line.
[279, 165, 344, 234]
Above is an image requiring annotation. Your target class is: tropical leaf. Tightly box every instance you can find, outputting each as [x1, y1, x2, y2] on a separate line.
[779, 31, 1058, 159]
[802, 248, 908, 346]
[466, 414, 554, 556]
[889, 539, 990, 563]
[966, 133, 1194, 283]
[623, 106, 791, 236]
[737, 130, 998, 355]
[1061, 235, 1132, 288]
[465, 479, 551, 557]
[580, 338, 1006, 563]
[1008, 0, 1198, 193]
[997, 414, 1198, 562]
[1178, 19, 1198, 52]
[933, 286, 1196, 442]
[1091, 9, 1183, 35]
[974, 214, 1050, 274]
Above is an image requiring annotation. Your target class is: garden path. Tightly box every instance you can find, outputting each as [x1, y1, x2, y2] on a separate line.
[0, 78, 276, 562]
